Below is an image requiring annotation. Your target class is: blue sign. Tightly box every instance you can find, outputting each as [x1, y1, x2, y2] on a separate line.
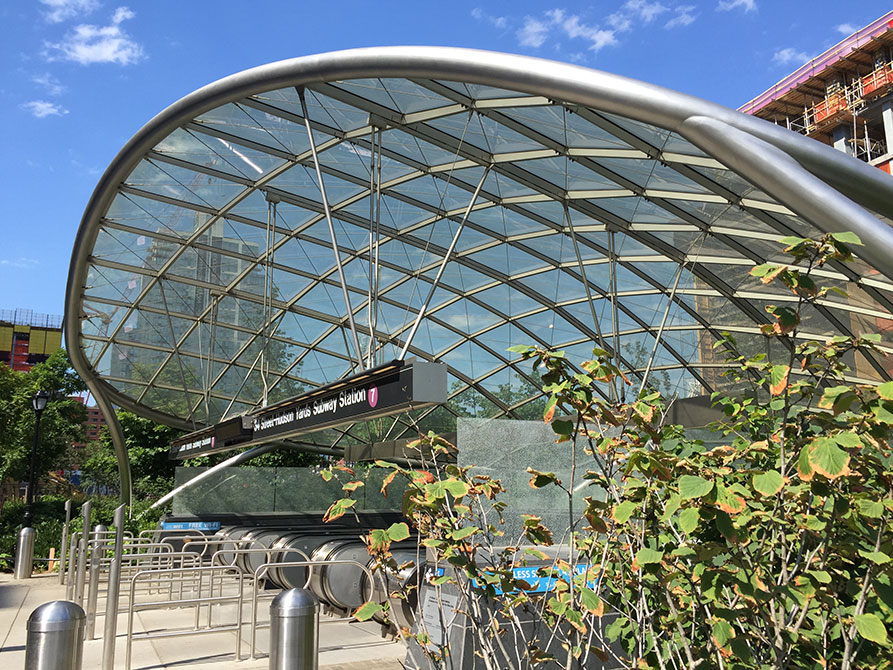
[161, 521, 221, 531]
[428, 564, 595, 595]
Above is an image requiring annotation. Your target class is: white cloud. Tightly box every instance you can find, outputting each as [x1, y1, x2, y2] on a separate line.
[32, 72, 65, 96]
[518, 17, 551, 48]
[666, 5, 697, 28]
[608, 1, 668, 32]
[718, 0, 756, 12]
[43, 6, 145, 65]
[773, 47, 811, 66]
[21, 100, 69, 118]
[0, 257, 40, 268]
[39, 0, 99, 23]
[471, 8, 507, 29]
[835, 23, 858, 36]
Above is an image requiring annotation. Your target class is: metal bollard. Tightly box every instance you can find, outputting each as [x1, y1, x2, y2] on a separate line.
[59, 499, 72, 584]
[101, 504, 126, 670]
[86, 524, 108, 639]
[65, 533, 79, 601]
[14, 527, 36, 580]
[75, 501, 92, 606]
[25, 600, 86, 670]
[269, 589, 319, 670]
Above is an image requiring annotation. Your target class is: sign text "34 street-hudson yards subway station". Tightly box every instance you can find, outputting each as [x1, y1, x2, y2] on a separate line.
[250, 360, 447, 442]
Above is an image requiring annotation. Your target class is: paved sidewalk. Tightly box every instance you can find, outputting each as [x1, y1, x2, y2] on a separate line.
[0, 571, 405, 669]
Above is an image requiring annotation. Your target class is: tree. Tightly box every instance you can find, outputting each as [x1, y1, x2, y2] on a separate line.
[0, 349, 87, 508]
[81, 410, 183, 499]
[327, 232, 893, 669]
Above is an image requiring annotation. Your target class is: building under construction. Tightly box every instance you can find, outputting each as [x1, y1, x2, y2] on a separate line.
[0, 308, 63, 372]
[742, 11, 893, 173]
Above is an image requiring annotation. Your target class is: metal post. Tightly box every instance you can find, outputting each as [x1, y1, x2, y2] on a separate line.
[269, 589, 319, 670]
[298, 86, 364, 370]
[101, 504, 126, 670]
[86, 524, 108, 639]
[14, 527, 35, 580]
[59, 499, 72, 584]
[75, 501, 92, 606]
[66, 532, 79, 601]
[25, 600, 86, 670]
[398, 165, 492, 360]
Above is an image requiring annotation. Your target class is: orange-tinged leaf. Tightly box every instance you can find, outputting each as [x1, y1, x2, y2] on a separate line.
[543, 403, 556, 424]
[807, 437, 851, 479]
[769, 365, 790, 396]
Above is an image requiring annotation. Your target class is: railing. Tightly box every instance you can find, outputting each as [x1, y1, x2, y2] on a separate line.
[125, 565, 246, 670]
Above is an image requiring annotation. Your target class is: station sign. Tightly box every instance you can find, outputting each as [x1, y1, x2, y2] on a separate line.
[161, 520, 221, 531]
[169, 359, 446, 459]
[251, 359, 446, 441]
[169, 414, 252, 459]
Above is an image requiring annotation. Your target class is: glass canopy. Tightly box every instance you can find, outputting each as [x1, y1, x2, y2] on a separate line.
[69, 52, 893, 451]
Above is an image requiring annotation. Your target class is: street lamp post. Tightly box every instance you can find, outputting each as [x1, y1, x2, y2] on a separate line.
[14, 390, 50, 580]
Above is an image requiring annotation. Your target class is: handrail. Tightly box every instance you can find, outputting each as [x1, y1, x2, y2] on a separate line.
[250, 558, 378, 659]
[125, 565, 244, 670]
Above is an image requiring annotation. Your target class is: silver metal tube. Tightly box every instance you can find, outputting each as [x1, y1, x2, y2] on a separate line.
[59, 499, 72, 584]
[638, 262, 686, 397]
[399, 164, 492, 360]
[269, 589, 319, 670]
[564, 202, 615, 401]
[75, 501, 92, 606]
[102, 504, 126, 670]
[14, 527, 35, 580]
[25, 600, 86, 670]
[86, 524, 108, 639]
[66, 532, 79, 601]
[298, 86, 364, 370]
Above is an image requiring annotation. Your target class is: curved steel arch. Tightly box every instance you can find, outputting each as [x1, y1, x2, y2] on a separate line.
[65, 47, 893, 502]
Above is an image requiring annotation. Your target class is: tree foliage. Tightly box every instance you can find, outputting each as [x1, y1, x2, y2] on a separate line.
[0, 349, 87, 497]
[81, 410, 184, 499]
[325, 232, 893, 669]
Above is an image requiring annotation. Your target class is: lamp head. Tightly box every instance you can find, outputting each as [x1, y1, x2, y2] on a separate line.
[32, 390, 50, 413]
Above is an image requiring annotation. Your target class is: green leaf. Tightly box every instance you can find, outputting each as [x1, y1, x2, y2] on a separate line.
[551, 419, 574, 436]
[432, 575, 452, 586]
[858, 550, 891, 565]
[323, 497, 356, 522]
[527, 468, 562, 489]
[678, 507, 699, 534]
[386, 522, 410, 542]
[854, 613, 888, 644]
[857, 499, 885, 519]
[752, 470, 784, 497]
[451, 526, 477, 540]
[712, 619, 735, 647]
[633, 547, 663, 569]
[442, 478, 470, 497]
[580, 587, 604, 616]
[809, 570, 832, 584]
[833, 431, 862, 448]
[879, 381, 893, 401]
[768, 364, 790, 396]
[830, 231, 863, 246]
[808, 437, 851, 479]
[779, 235, 808, 247]
[678, 475, 714, 500]
[611, 501, 637, 524]
[353, 601, 384, 621]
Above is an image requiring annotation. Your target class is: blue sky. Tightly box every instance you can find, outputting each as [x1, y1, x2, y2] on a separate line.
[2, 0, 890, 318]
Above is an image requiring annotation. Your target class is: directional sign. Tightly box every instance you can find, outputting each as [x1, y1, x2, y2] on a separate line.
[169, 359, 446, 459]
[251, 360, 446, 441]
